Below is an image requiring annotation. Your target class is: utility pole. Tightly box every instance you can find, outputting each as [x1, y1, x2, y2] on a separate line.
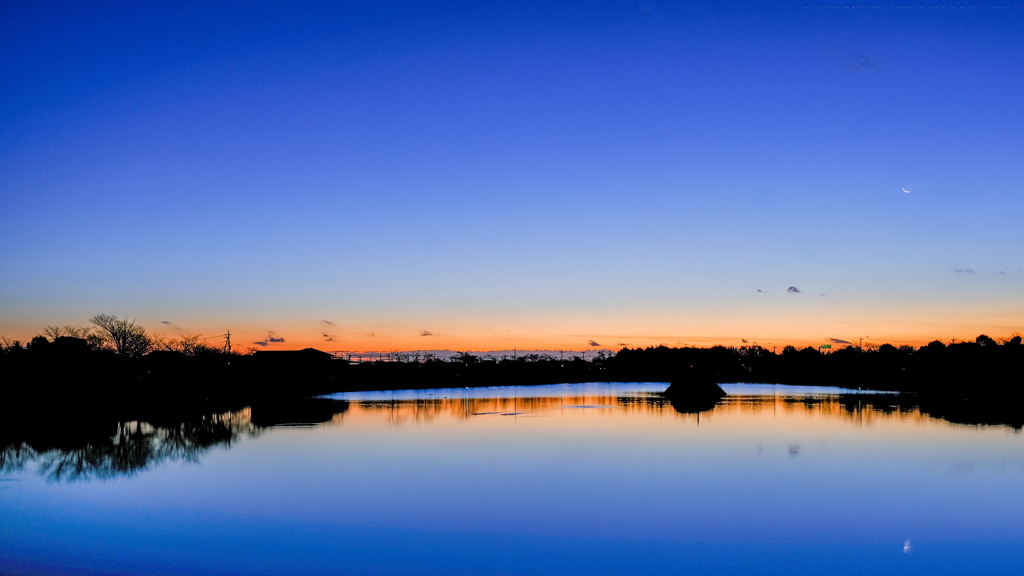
[224, 330, 231, 354]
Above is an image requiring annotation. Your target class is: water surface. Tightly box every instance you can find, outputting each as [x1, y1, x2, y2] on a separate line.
[2, 383, 1022, 575]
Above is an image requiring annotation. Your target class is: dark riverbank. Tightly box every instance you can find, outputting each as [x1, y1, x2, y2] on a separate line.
[2, 334, 1021, 428]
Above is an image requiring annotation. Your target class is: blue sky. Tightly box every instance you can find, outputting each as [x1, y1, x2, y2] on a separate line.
[1, 1, 1021, 350]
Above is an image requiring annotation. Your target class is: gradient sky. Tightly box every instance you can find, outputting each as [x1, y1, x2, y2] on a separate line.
[1, 1, 1021, 352]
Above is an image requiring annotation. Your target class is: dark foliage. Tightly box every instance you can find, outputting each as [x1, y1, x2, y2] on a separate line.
[607, 336, 1022, 397]
[1, 334, 1021, 424]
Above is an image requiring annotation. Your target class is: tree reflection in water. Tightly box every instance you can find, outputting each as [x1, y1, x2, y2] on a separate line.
[1, 412, 258, 481]
[1, 398, 350, 481]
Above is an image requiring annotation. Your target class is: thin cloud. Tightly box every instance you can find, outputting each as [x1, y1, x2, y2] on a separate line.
[788, 286, 801, 293]
[742, 339, 749, 343]
[845, 53, 884, 72]
[419, 330, 434, 337]
[617, 343, 628, 346]
[253, 341, 269, 347]
[757, 289, 767, 293]
[828, 43, 884, 72]
[828, 338, 852, 344]
[161, 320, 172, 325]
[366, 332, 377, 337]
[953, 267, 974, 274]
[588, 340, 601, 347]
[321, 319, 336, 326]
[261, 331, 285, 343]
[323, 333, 336, 342]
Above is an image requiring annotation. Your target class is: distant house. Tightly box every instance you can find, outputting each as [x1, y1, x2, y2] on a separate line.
[249, 348, 340, 395]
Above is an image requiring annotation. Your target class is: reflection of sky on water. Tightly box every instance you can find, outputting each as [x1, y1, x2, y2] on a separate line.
[330, 381, 670, 400]
[329, 382, 896, 402]
[2, 383, 1023, 576]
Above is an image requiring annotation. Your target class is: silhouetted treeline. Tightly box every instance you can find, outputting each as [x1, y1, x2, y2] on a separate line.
[0, 335, 343, 417]
[608, 336, 1023, 396]
[308, 335, 1021, 399]
[2, 328, 1021, 417]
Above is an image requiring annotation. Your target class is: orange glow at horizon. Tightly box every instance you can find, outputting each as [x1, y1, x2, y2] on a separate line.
[1, 302, 1020, 353]
[228, 314, 1023, 353]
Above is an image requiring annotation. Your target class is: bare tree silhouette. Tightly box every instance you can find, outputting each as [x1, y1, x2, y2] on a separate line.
[42, 325, 105, 349]
[89, 314, 152, 358]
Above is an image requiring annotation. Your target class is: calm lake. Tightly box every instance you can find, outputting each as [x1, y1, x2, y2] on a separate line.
[2, 383, 1022, 575]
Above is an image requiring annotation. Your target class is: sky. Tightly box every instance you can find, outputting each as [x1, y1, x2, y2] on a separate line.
[1, 1, 1022, 352]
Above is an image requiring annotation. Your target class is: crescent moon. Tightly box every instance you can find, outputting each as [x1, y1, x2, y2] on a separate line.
[902, 188, 910, 193]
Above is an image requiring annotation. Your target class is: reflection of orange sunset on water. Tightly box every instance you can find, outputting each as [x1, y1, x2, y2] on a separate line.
[307, 393, 991, 437]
